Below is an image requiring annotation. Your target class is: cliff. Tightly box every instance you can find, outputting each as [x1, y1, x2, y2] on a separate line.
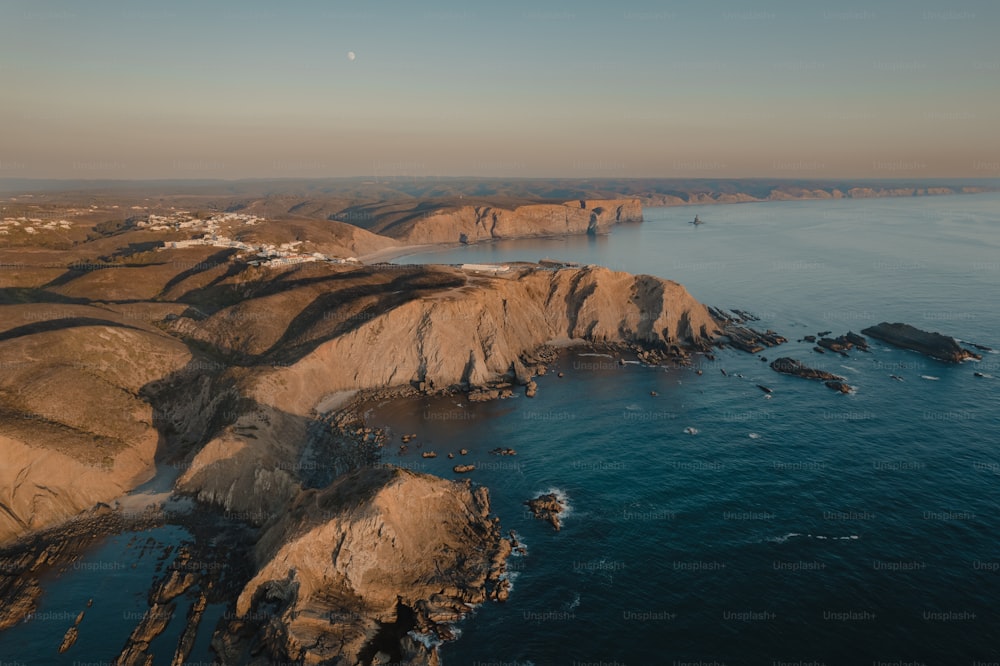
[217, 467, 509, 665]
[173, 262, 716, 518]
[375, 198, 642, 245]
[163, 263, 714, 412]
[0, 255, 716, 546]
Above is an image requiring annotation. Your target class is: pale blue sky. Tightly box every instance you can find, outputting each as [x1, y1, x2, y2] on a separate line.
[1, 0, 998, 178]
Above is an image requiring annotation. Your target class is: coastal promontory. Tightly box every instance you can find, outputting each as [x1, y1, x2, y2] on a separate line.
[218, 467, 510, 665]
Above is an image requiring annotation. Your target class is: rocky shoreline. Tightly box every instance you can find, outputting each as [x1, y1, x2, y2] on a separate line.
[0, 499, 257, 664]
[215, 467, 513, 665]
[3, 229, 993, 665]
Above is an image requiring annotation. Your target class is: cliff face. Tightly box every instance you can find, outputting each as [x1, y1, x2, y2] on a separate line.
[219, 467, 508, 665]
[249, 264, 714, 416]
[380, 198, 642, 245]
[173, 263, 716, 519]
[1, 257, 714, 546]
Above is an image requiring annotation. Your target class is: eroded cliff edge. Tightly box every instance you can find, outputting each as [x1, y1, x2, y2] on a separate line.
[369, 199, 643, 245]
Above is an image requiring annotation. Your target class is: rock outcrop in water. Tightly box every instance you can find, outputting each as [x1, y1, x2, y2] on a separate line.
[770, 358, 850, 392]
[525, 493, 566, 531]
[377, 199, 643, 245]
[861, 322, 981, 362]
[708, 307, 787, 353]
[217, 467, 510, 665]
[770, 357, 843, 381]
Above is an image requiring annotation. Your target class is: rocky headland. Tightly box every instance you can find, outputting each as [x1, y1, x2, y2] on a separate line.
[1, 186, 993, 663]
[0, 202, 720, 664]
[362, 199, 643, 245]
[215, 467, 510, 665]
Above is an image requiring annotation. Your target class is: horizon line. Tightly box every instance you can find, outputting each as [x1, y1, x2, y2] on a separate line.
[2, 175, 999, 184]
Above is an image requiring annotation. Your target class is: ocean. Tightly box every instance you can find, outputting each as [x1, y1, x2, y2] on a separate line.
[2, 193, 998, 664]
[389, 194, 1000, 664]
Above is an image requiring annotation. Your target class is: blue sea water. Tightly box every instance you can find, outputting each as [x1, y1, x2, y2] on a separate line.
[2, 194, 998, 665]
[385, 194, 1000, 665]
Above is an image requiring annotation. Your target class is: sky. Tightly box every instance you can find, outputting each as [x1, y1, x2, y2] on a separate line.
[1, 0, 998, 179]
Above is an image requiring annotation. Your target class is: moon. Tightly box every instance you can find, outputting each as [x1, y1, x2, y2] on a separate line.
[347, 51, 356, 61]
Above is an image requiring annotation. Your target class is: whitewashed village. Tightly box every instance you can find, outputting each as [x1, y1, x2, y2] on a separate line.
[140, 210, 361, 267]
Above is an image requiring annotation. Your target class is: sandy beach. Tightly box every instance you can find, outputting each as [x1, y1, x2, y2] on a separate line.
[357, 242, 452, 264]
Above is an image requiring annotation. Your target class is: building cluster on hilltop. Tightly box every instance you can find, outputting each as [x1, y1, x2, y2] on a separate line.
[161, 236, 356, 266]
[151, 212, 358, 266]
[136, 210, 262, 233]
[0, 210, 86, 235]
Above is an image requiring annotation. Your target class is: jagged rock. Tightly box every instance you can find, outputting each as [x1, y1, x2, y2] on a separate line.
[170, 593, 207, 666]
[770, 358, 845, 382]
[511, 358, 532, 385]
[716, 320, 787, 354]
[152, 567, 197, 604]
[421, 451, 437, 459]
[825, 381, 853, 394]
[489, 447, 516, 456]
[453, 464, 476, 473]
[469, 388, 501, 402]
[525, 493, 565, 531]
[59, 626, 79, 653]
[817, 337, 850, 353]
[861, 322, 981, 362]
[115, 602, 176, 666]
[844, 331, 869, 350]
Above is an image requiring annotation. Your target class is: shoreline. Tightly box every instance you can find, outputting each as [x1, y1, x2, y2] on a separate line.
[356, 242, 446, 264]
[355, 188, 998, 266]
